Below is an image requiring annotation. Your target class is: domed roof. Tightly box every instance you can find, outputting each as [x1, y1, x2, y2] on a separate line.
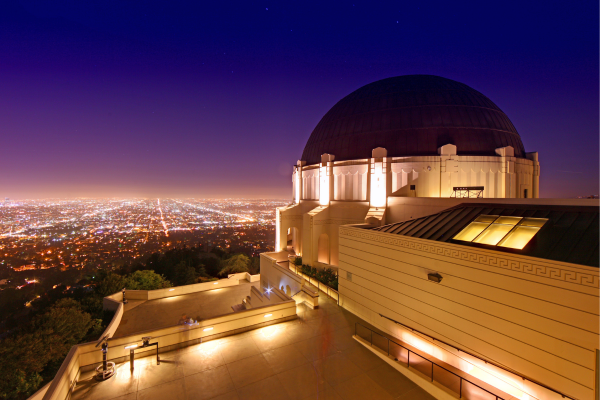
[301, 75, 526, 164]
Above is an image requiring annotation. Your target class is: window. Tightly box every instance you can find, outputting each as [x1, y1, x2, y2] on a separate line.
[453, 215, 547, 250]
[452, 215, 497, 242]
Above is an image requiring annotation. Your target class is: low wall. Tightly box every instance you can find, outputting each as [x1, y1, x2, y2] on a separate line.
[28, 382, 51, 400]
[260, 252, 304, 296]
[125, 277, 241, 301]
[97, 302, 124, 341]
[41, 298, 295, 400]
[42, 346, 81, 400]
[227, 272, 260, 282]
[103, 292, 123, 310]
[77, 300, 296, 367]
[38, 273, 273, 400]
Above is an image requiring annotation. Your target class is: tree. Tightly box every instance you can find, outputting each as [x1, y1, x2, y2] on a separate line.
[32, 298, 93, 360]
[249, 257, 260, 275]
[219, 254, 250, 276]
[174, 262, 197, 286]
[200, 255, 221, 277]
[126, 270, 172, 290]
[0, 299, 94, 399]
[94, 272, 127, 297]
[0, 333, 46, 399]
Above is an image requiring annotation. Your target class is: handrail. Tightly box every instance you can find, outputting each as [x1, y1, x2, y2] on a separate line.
[379, 314, 576, 400]
[355, 322, 506, 400]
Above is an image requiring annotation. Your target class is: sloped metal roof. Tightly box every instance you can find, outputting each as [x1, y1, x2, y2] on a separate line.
[372, 203, 599, 267]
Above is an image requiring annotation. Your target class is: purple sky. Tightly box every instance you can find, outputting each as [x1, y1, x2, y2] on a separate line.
[0, 1, 598, 199]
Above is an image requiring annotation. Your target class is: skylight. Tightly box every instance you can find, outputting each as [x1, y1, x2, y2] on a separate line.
[453, 215, 547, 249]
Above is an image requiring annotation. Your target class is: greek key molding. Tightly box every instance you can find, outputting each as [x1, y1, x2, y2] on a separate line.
[315, 219, 363, 226]
[339, 227, 599, 288]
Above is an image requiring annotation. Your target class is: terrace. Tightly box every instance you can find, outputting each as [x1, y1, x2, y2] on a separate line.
[70, 296, 436, 400]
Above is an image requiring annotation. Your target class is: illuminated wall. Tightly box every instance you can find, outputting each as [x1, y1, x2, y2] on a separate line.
[338, 225, 598, 400]
[333, 163, 368, 200]
[369, 158, 387, 207]
[301, 168, 319, 200]
[319, 164, 330, 205]
[297, 146, 539, 203]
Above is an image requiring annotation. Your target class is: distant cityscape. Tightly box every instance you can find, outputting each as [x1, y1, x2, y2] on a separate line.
[0, 198, 289, 279]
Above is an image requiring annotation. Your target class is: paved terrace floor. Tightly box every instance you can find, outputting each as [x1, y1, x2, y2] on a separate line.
[73, 296, 435, 400]
[114, 281, 259, 338]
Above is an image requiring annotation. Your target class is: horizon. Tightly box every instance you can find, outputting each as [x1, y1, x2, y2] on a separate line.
[1, 196, 292, 201]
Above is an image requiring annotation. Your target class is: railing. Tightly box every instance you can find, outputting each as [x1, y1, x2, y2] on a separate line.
[379, 314, 577, 400]
[285, 262, 340, 304]
[355, 322, 506, 400]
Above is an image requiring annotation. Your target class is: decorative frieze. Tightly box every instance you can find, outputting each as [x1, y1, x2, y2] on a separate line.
[339, 227, 599, 288]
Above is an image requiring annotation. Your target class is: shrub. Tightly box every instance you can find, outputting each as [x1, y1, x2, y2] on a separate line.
[300, 265, 338, 291]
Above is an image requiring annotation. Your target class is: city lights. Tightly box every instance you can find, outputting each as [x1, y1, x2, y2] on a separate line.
[0, 198, 288, 274]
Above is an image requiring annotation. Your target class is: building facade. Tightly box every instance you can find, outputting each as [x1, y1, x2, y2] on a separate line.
[268, 75, 599, 400]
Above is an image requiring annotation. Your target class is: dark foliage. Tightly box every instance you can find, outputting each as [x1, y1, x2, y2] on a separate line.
[300, 265, 338, 290]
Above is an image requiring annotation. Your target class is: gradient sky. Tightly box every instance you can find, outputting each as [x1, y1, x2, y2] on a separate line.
[0, 1, 598, 199]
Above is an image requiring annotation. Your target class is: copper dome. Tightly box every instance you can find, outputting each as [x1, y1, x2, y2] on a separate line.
[301, 75, 526, 164]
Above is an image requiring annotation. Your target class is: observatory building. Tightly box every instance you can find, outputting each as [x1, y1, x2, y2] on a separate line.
[277, 75, 542, 267]
[263, 75, 598, 400]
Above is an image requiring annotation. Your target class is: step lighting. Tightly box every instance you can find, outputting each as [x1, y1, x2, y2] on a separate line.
[264, 314, 272, 318]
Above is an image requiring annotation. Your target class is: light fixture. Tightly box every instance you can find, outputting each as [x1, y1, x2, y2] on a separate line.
[214, 282, 218, 285]
[203, 327, 214, 331]
[427, 273, 443, 283]
[124, 344, 138, 349]
[264, 313, 272, 318]
[169, 289, 175, 291]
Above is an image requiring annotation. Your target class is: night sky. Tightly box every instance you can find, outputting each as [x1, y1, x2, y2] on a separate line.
[1, 1, 597, 199]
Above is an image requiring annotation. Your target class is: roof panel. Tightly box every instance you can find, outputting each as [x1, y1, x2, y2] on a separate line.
[370, 203, 599, 267]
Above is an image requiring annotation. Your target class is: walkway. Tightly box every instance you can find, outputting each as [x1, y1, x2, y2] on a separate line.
[114, 281, 259, 338]
[72, 296, 435, 400]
